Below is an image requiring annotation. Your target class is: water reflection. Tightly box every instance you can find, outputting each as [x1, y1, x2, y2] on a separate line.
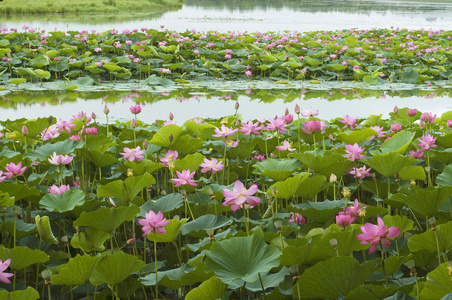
[4, 88, 452, 123]
[0, 0, 451, 33]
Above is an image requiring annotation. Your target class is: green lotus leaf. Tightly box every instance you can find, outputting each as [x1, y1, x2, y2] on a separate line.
[118, 159, 165, 176]
[90, 251, 145, 286]
[72, 76, 94, 86]
[365, 151, 416, 178]
[253, 158, 301, 181]
[0, 183, 41, 202]
[295, 175, 328, 199]
[204, 235, 281, 285]
[361, 180, 397, 199]
[97, 173, 155, 206]
[291, 152, 347, 174]
[8, 78, 26, 86]
[141, 263, 212, 289]
[389, 187, 452, 218]
[173, 152, 205, 173]
[199, 183, 234, 202]
[181, 214, 232, 237]
[229, 267, 290, 292]
[150, 124, 183, 147]
[441, 292, 452, 300]
[436, 132, 452, 148]
[2, 218, 36, 240]
[378, 255, 412, 276]
[35, 215, 58, 244]
[140, 193, 184, 215]
[0, 191, 14, 207]
[419, 262, 452, 300]
[436, 164, 452, 186]
[398, 165, 426, 181]
[363, 75, 379, 85]
[39, 189, 86, 213]
[0, 287, 40, 300]
[73, 204, 140, 233]
[270, 172, 309, 200]
[431, 148, 452, 165]
[280, 236, 318, 266]
[338, 128, 377, 145]
[401, 67, 419, 83]
[172, 134, 204, 153]
[227, 139, 257, 159]
[52, 254, 101, 286]
[408, 221, 452, 253]
[345, 286, 404, 300]
[83, 149, 119, 168]
[25, 140, 83, 161]
[308, 229, 367, 262]
[70, 227, 110, 253]
[363, 114, 382, 127]
[185, 276, 226, 300]
[379, 131, 415, 154]
[290, 199, 347, 223]
[382, 215, 413, 234]
[0, 245, 48, 270]
[294, 256, 380, 299]
[184, 121, 216, 139]
[146, 218, 188, 243]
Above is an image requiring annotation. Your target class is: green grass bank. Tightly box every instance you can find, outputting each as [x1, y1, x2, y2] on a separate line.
[0, 0, 183, 14]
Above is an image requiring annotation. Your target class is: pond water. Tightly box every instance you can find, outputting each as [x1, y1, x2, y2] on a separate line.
[2, 0, 452, 122]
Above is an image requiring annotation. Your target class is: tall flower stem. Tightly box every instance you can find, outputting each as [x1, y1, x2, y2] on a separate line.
[154, 232, 158, 300]
[380, 241, 388, 287]
[222, 137, 228, 184]
[243, 207, 250, 236]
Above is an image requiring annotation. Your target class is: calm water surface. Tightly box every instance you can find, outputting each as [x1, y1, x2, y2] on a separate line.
[2, 0, 452, 121]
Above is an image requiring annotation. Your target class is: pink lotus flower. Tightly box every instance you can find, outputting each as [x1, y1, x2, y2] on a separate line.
[120, 146, 145, 161]
[212, 124, 239, 137]
[406, 109, 417, 116]
[336, 213, 355, 227]
[48, 184, 70, 195]
[420, 112, 436, 124]
[302, 120, 322, 133]
[138, 210, 170, 236]
[356, 217, 400, 254]
[349, 165, 372, 179]
[222, 180, 261, 211]
[409, 149, 424, 159]
[69, 135, 81, 142]
[0, 259, 14, 284]
[4, 162, 27, 179]
[86, 127, 98, 135]
[276, 140, 296, 152]
[48, 152, 74, 166]
[447, 120, 452, 129]
[171, 170, 197, 187]
[340, 115, 358, 130]
[199, 158, 224, 174]
[282, 114, 294, 124]
[289, 212, 306, 225]
[130, 105, 142, 115]
[160, 150, 179, 167]
[0, 171, 6, 183]
[390, 123, 402, 133]
[266, 117, 287, 134]
[40, 125, 60, 141]
[56, 118, 76, 134]
[417, 134, 437, 151]
[345, 199, 366, 218]
[370, 126, 385, 140]
[343, 143, 366, 161]
[240, 120, 264, 135]
[300, 107, 319, 118]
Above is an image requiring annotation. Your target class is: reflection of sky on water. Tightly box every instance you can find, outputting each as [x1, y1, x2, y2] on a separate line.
[5, 93, 452, 123]
[0, 0, 452, 32]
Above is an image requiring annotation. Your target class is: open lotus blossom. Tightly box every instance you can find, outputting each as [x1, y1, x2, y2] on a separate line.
[420, 112, 436, 124]
[240, 120, 264, 135]
[0, 171, 6, 183]
[282, 113, 293, 124]
[343, 143, 366, 161]
[48, 184, 70, 195]
[138, 210, 170, 236]
[340, 115, 358, 130]
[406, 109, 417, 116]
[56, 118, 77, 134]
[171, 170, 197, 187]
[120, 146, 145, 161]
[336, 213, 355, 227]
[289, 212, 306, 225]
[349, 165, 372, 179]
[4, 162, 27, 179]
[417, 134, 437, 151]
[409, 149, 424, 159]
[266, 117, 287, 134]
[212, 124, 238, 137]
[48, 152, 74, 165]
[199, 158, 224, 174]
[356, 217, 400, 254]
[222, 180, 261, 211]
[302, 120, 322, 133]
[447, 119, 452, 129]
[0, 259, 14, 284]
[160, 150, 179, 167]
[130, 105, 142, 115]
[40, 125, 60, 141]
[276, 140, 296, 152]
[370, 125, 386, 140]
[300, 107, 319, 117]
[336, 199, 366, 227]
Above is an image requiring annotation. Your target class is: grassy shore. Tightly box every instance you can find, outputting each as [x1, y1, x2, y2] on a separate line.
[0, 0, 183, 14]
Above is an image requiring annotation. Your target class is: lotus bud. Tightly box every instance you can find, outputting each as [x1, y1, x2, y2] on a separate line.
[274, 220, 283, 234]
[49, 116, 54, 124]
[285, 107, 289, 115]
[143, 140, 148, 149]
[80, 127, 86, 136]
[160, 190, 167, 196]
[169, 112, 174, 121]
[235, 101, 239, 110]
[428, 217, 436, 230]
[60, 236, 68, 243]
[104, 105, 110, 114]
[329, 134, 334, 141]
[294, 104, 300, 115]
[173, 215, 180, 220]
[127, 238, 138, 245]
[131, 119, 137, 128]
[169, 134, 173, 142]
[41, 269, 52, 281]
[206, 229, 215, 241]
[205, 187, 213, 197]
[329, 173, 337, 183]
[91, 112, 97, 120]
[419, 119, 425, 129]
[447, 120, 452, 129]
[21, 125, 28, 136]
[425, 166, 431, 174]
[329, 238, 338, 248]
[393, 105, 398, 114]
[243, 204, 251, 210]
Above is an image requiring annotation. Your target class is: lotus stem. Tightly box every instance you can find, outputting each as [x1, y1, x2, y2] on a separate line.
[258, 273, 267, 300]
[380, 241, 388, 287]
[154, 232, 158, 300]
[243, 207, 249, 236]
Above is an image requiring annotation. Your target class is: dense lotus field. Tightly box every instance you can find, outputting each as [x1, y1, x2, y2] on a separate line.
[1, 26, 452, 89]
[0, 102, 452, 299]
